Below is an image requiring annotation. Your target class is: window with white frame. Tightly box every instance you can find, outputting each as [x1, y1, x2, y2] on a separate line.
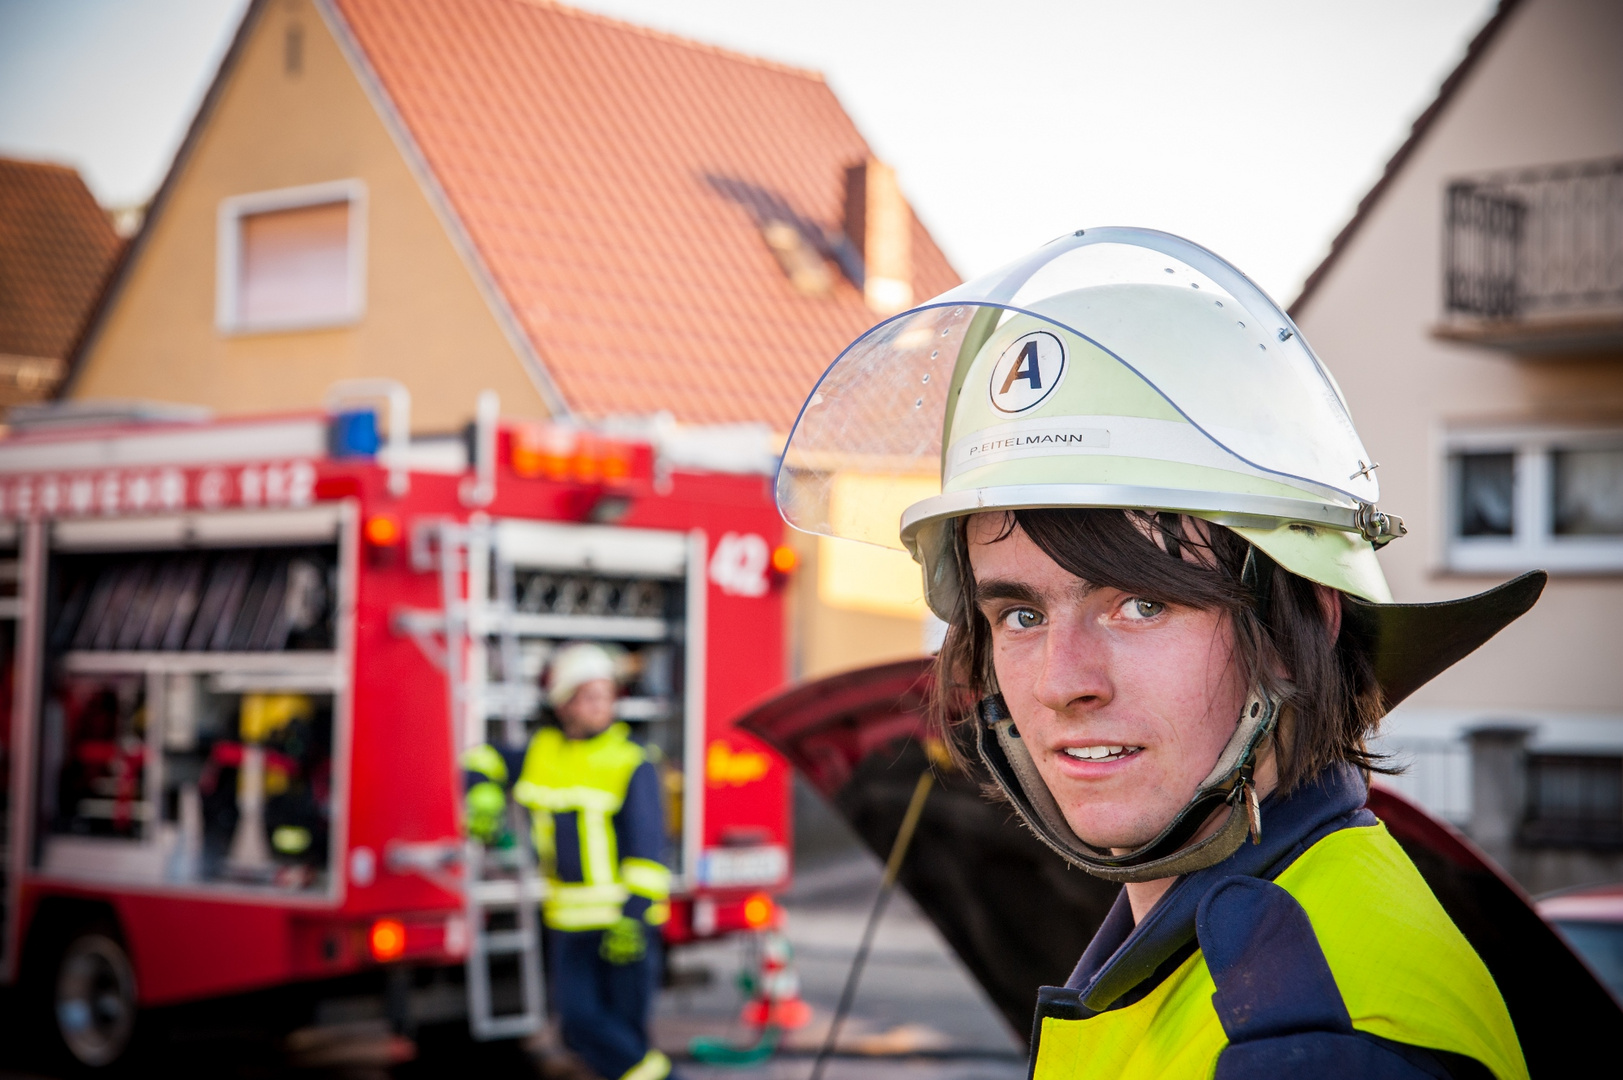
[217, 180, 366, 333]
[1446, 426, 1623, 573]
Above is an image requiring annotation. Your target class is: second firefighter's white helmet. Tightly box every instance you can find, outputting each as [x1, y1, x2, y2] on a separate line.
[776, 227, 1405, 617]
[547, 642, 617, 708]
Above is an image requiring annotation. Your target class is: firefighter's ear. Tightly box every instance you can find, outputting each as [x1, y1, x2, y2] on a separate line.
[1315, 585, 1343, 644]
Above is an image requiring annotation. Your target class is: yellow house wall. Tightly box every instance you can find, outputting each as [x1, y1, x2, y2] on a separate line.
[70, 0, 548, 431]
[786, 527, 928, 681]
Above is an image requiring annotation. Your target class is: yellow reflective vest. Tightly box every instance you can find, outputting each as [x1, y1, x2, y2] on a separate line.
[507, 723, 671, 932]
[1031, 823, 1527, 1080]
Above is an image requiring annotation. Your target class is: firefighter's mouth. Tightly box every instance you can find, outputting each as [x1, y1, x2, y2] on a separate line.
[1061, 745, 1143, 763]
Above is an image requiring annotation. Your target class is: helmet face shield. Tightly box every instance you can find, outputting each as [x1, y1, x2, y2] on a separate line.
[776, 228, 1381, 553]
[775, 302, 976, 548]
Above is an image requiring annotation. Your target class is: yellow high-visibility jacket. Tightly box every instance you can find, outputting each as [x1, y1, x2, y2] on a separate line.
[464, 723, 669, 932]
[1032, 765, 1526, 1080]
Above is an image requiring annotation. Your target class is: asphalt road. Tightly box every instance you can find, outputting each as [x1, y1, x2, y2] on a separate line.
[658, 851, 1026, 1080]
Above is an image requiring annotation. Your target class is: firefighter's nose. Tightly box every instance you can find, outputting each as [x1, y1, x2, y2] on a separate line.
[1032, 618, 1112, 714]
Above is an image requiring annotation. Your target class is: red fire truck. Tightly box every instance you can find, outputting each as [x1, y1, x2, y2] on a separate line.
[0, 381, 794, 1068]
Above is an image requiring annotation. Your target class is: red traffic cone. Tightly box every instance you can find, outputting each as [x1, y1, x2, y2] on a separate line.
[739, 929, 812, 1031]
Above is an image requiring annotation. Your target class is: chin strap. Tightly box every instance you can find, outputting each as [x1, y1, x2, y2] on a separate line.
[975, 687, 1282, 883]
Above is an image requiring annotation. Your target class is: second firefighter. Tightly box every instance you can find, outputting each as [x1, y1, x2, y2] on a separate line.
[465, 642, 674, 1080]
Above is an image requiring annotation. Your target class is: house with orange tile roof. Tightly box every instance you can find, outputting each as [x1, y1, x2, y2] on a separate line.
[63, 0, 959, 677]
[0, 157, 122, 410]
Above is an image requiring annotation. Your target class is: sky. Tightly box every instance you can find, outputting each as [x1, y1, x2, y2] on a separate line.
[0, 0, 1499, 303]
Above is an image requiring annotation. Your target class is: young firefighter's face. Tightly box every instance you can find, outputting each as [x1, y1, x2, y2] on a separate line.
[557, 678, 617, 739]
[966, 514, 1248, 851]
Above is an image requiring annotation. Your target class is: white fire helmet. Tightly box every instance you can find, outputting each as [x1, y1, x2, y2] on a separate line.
[778, 227, 1407, 613]
[547, 642, 617, 709]
[776, 228, 1543, 882]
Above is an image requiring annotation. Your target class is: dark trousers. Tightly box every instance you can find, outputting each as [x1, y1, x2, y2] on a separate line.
[549, 928, 657, 1080]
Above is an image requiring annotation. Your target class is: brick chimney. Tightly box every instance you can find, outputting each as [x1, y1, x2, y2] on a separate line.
[844, 159, 913, 315]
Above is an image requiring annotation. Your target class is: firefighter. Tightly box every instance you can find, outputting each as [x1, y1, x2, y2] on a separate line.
[464, 643, 674, 1080]
[777, 228, 1540, 1078]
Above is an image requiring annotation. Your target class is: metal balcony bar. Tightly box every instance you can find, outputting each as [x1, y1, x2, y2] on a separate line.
[1444, 156, 1623, 319]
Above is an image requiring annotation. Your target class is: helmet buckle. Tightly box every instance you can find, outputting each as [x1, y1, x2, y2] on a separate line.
[1354, 502, 1408, 548]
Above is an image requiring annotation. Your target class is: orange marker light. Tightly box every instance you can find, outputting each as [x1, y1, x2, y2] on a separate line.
[601, 446, 633, 483]
[370, 918, 407, 962]
[770, 545, 798, 575]
[742, 893, 775, 929]
[365, 515, 402, 547]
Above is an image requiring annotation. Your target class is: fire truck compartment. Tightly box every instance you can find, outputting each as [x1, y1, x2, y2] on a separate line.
[477, 520, 695, 844]
[38, 524, 342, 896]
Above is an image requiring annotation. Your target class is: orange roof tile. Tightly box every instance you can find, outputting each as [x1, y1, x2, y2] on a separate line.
[329, 0, 958, 429]
[0, 157, 122, 361]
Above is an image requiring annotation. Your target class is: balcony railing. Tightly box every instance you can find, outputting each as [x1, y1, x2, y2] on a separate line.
[1444, 156, 1623, 321]
[1521, 751, 1623, 849]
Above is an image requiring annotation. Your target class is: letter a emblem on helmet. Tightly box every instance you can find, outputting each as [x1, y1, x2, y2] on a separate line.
[990, 330, 1066, 413]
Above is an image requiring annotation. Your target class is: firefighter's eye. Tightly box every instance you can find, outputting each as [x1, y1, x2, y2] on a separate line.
[1122, 598, 1166, 620]
[999, 607, 1044, 631]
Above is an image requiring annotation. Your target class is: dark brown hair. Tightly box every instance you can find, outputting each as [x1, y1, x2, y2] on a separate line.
[931, 508, 1389, 793]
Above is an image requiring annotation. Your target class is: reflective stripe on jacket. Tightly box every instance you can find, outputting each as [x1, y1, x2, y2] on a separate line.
[1031, 821, 1527, 1080]
[506, 723, 671, 932]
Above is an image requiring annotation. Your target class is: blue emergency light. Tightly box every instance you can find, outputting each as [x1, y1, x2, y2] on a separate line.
[328, 408, 381, 459]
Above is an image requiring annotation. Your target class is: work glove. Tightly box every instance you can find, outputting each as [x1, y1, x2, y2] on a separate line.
[464, 781, 507, 844]
[599, 916, 647, 965]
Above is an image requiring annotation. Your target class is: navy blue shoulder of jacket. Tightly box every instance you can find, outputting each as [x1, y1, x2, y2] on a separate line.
[1191, 875, 1491, 1080]
[613, 759, 666, 865]
[1066, 762, 1376, 1011]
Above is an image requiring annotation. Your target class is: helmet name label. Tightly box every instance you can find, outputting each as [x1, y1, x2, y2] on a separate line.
[989, 331, 1066, 414]
[949, 420, 1109, 479]
[944, 415, 1272, 484]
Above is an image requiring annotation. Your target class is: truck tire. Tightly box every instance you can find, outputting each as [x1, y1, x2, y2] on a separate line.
[51, 928, 139, 1070]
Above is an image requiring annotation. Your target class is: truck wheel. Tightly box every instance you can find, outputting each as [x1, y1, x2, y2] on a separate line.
[52, 929, 138, 1069]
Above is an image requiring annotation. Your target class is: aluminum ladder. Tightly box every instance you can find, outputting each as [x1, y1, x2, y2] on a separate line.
[405, 517, 546, 1041]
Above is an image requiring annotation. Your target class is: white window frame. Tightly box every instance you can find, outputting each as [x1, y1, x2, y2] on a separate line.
[1443, 423, 1623, 574]
[216, 179, 368, 334]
